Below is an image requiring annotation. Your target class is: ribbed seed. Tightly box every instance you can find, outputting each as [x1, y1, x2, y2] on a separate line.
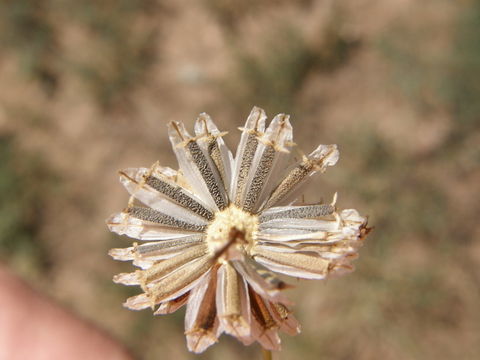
[149, 256, 213, 304]
[249, 286, 277, 330]
[127, 207, 206, 232]
[259, 204, 334, 222]
[243, 145, 276, 213]
[253, 247, 329, 275]
[206, 138, 227, 191]
[141, 244, 209, 285]
[187, 141, 227, 210]
[263, 160, 314, 209]
[221, 262, 242, 317]
[136, 235, 205, 256]
[234, 133, 258, 206]
[145, 176, 214, 220]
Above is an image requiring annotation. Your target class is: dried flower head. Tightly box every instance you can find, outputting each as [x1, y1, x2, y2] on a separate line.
[107, 107, 369, 353]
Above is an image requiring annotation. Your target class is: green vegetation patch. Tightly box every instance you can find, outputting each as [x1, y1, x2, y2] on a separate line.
[0, 136, 56, 275]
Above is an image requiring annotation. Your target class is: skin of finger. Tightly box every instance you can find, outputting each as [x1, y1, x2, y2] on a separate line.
[0, 265, 136, 360]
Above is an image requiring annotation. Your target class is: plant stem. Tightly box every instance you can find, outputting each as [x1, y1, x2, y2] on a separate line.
[261, 348, 272, 360]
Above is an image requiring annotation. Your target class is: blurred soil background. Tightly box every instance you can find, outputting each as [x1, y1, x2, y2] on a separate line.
[1, 0, 480, 359]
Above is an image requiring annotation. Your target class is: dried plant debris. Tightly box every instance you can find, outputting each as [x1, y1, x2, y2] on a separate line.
[107, 106, 370, 353]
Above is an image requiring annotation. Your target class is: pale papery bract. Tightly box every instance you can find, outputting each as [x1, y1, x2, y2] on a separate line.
[107, 107, 370, 353]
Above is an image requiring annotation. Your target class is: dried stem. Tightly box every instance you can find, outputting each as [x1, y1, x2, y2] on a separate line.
[261, 348, 273, 360]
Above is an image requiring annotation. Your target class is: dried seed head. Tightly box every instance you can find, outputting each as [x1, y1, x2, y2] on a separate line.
[107, 106, 369, 353]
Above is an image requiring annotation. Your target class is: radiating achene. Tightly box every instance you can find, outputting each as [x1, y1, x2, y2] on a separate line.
[107, 106, 370, 353]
